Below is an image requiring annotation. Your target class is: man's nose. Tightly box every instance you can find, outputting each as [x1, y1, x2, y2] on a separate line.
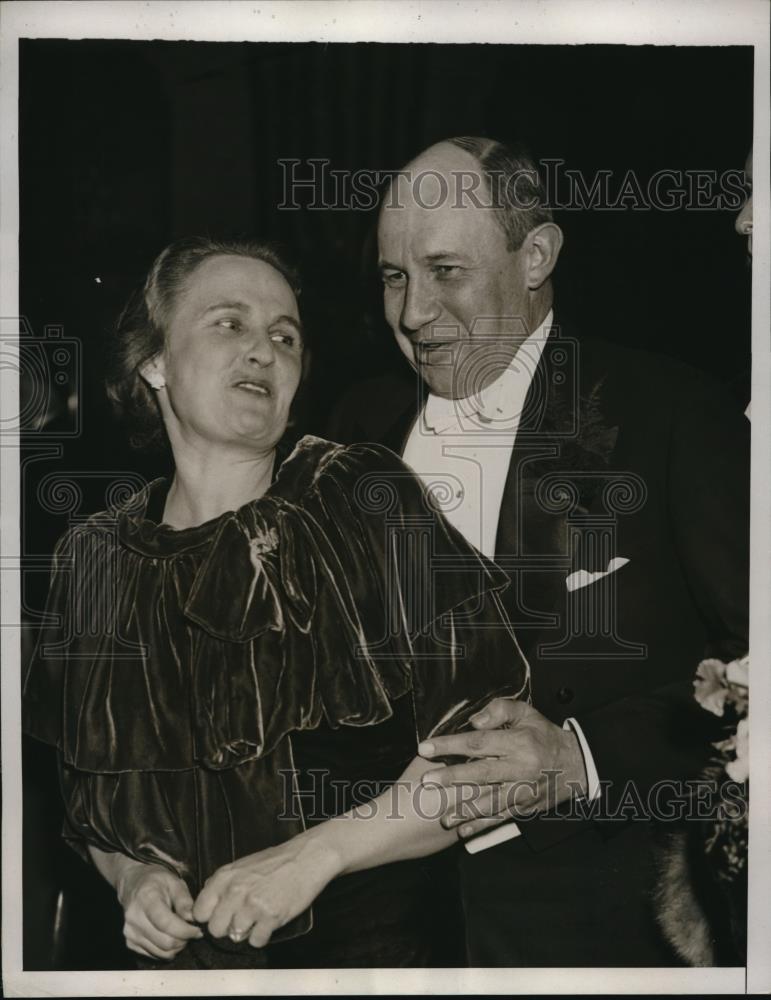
[735, 198, 753, 236]
[400, 276, 441, 334]
[245, 329, 276, 367]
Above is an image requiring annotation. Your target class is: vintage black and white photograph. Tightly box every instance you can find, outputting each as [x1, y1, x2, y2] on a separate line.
[1, 1, 769, 995]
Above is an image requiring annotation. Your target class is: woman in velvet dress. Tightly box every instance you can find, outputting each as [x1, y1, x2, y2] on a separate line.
[23, 237, 529, 969]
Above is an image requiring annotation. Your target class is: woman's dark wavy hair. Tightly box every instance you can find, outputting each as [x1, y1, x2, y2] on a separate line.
[106, 236, 301, 450]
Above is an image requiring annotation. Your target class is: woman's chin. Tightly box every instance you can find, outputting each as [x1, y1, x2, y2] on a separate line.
[221, 404, 286, 445]
[182, 418, 283, 453]
[234, 419, 286, 451]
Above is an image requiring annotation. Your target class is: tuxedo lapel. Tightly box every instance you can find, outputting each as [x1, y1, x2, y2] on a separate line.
[494, 327, 576, 635]
[494, 325, 620, 647]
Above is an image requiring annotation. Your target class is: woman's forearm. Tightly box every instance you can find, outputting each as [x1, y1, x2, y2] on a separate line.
[185, 756, 466, 945]
[300, 755, 459, 879]
[88, 844, 150, 901]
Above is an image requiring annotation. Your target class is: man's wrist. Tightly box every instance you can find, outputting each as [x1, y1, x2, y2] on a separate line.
[563, 717, 602, 801]
[560, 726, 589, 800]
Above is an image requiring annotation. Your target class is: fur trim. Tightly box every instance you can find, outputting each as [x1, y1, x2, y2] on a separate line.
[653, 829, 715, 966]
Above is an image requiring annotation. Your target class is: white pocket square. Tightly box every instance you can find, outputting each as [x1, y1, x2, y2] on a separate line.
[566, 557, 630, 593]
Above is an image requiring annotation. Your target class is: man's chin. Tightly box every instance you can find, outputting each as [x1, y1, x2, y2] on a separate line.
[418, 368, 461, 400]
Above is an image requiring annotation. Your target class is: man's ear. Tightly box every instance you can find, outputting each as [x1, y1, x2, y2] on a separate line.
[139, 355, 167, 392]
[525, 223, 564, 290]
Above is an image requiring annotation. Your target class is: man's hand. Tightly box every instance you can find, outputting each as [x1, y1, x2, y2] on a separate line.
[417, 698, 589, 840]
[193, 835, 341, 949]
[117, 862, 202, 960]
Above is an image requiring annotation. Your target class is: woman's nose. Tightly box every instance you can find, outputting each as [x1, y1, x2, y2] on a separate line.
[400, 278, 441, 333]
[245, 330, 275, 367]
[735, 197, 753, 236]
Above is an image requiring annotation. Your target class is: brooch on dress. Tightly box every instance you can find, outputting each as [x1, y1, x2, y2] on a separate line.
[248, 526, 280, 567]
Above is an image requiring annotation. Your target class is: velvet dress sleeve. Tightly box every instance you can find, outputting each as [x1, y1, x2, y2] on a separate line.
[292, 438, 531, 740]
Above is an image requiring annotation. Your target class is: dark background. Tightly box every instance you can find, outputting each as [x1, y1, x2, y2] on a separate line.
[19, 39, 753, 969]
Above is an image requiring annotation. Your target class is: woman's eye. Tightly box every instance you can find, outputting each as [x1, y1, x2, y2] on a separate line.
[217, 317, 241, 332]
[270, 331, 298, 347]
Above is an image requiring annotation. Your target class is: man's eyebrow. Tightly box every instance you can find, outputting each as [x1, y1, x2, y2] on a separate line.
[378, 253, 471, 272]
[424, 251, 469, 264]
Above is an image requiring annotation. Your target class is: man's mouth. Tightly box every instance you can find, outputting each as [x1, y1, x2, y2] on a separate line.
[414, 340, 456, 362]
[233, 379, 272, 397]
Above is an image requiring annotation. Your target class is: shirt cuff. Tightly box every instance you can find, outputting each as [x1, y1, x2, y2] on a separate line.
[563, 717, 601, 801]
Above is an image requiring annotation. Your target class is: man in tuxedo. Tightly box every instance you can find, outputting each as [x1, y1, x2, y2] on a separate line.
[328, 136, 749, 965]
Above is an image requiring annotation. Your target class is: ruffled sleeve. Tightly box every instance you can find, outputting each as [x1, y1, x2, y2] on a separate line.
[183, 436, 530, 745]
[298, 440, 530, 738]
[22, 513, 203, 772]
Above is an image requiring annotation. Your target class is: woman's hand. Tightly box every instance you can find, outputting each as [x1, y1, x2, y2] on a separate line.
[116, 861, 203, 960]
[192, 755, 465, 949]
[192, 836, 342, 949]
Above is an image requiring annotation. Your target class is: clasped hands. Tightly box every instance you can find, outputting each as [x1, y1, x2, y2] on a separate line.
[418, 698, 589, 840]
[117, 835, 340, 960]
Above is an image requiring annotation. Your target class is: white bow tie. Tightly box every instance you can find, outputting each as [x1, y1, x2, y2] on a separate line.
[423, 394, 464, 433]
[423, 386, 519, 435]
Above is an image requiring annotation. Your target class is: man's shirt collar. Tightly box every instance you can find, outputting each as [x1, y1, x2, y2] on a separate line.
[423, 309, 554, 433]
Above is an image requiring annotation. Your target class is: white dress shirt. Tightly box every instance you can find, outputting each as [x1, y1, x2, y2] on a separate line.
[403, 313, 552, 559]
[403, 311, 600, 849]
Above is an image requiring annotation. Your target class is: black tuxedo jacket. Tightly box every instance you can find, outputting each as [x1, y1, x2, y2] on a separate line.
[327, 325, 749, 964]
[328, 327, 748, 800]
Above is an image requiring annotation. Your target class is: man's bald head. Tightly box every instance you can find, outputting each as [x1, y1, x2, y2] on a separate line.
[384, 136, 553, 252]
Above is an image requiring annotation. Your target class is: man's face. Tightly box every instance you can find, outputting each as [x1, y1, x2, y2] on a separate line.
[378, 157, 532, 400]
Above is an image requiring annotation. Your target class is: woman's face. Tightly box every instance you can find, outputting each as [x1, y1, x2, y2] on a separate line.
[148, 255, 303, 453]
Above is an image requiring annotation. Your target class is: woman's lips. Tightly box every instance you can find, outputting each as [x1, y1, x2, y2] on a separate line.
[233, 380, 272, 397]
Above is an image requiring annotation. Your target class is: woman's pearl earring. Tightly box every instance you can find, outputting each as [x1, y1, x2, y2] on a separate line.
[149, 378, 166, 391]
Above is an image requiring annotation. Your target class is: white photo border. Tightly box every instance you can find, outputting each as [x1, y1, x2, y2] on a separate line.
[1, 1, 769, 995]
